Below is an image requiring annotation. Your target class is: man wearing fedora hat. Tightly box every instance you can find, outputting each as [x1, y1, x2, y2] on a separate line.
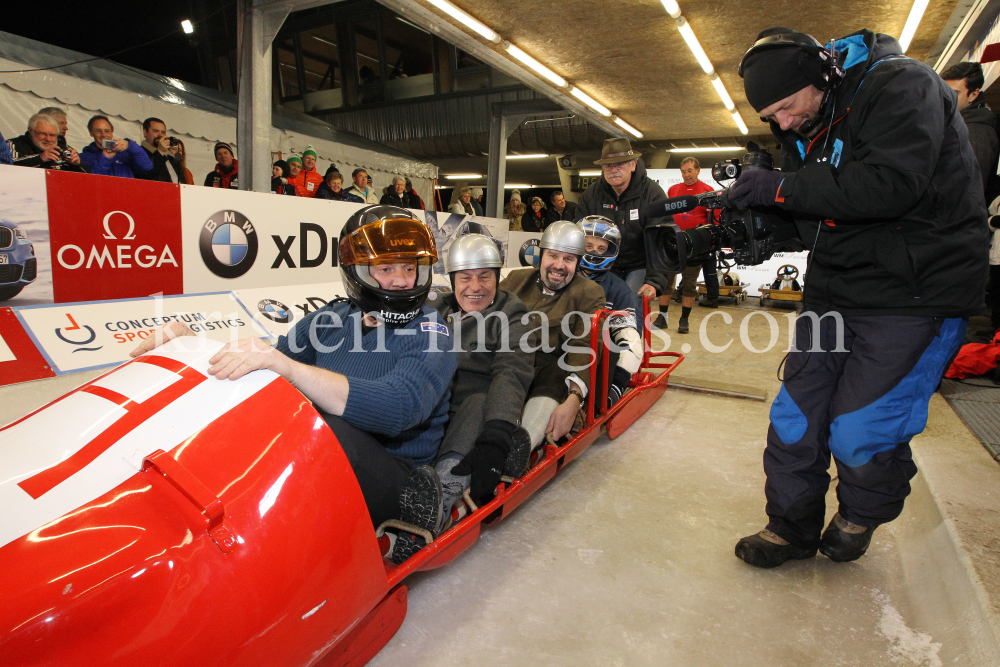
[574, 138, 671, 323]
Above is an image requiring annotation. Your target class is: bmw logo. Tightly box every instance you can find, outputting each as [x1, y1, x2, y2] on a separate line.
[200, 210, 258, 278]
[519, 239, 542, 267]
[258, 299, 292, 324]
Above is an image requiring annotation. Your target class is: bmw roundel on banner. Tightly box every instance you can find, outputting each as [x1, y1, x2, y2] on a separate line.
[200, 210, 258, 279]
[258, 299, 292, 324]
[519, 239, 542, 267]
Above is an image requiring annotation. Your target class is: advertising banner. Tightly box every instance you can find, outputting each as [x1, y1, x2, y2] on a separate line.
[732, 251, 808, 298]
[0, 166, 52, 306]
[421, 210, 509, 278]
[0, 307, 56, 387]
[13, 292, 267, 375]
[506, 231, 544, 268]
[233, 282, 347, 338]
[47, 170, 184, 303]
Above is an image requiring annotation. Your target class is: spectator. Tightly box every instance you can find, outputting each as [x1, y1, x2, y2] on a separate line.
[381, 175, 422, 207]
[287, 154, 303, 183]
[79, 115, 152, 178]
[344, 167, 379, 204]
[175, 139, 194, 185]
[507, 193, 525, 232]
[544, 190, 577, 226]
[405, 178, 426, 209]
[942, 62, 999, 197]
[293, 146, 324, 197]
[574, 138, 670, 324]
[317, 171, 364, 202]
[272, 160, 296, 196]
[8, 113, 85, 172]
[137, 117, 182, 183]
[0, 129, 11, 165]
[520, 197, 546, 232]
[38, 107, 68, 149]
[470, 187, 485, 215]
[449, 187, 475, 215]
[204, 142, 239, 189]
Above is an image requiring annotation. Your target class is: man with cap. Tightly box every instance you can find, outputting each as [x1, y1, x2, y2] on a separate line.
[501, 221, 607, 447]
[204, 142, 239, 189]
[431, 234, 535, 534]
[292, 146, 324, 197]
[131, 204, 457, 565]
[574, 138, 672, 324]
[730, 28, 987, 569]
[577, 216, 642, 406]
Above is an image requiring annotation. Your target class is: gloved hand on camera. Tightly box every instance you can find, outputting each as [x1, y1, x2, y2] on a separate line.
[608, 366, 632, 407]
[452, 420, 517, 504]
[728, 170, 786, 210]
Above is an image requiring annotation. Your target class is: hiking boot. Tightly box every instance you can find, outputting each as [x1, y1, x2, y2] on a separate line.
[702, 298, 718, 308]
[651, 312, 668, 329]
[677, 317, 690, 334]
[503, 426, 532, 479]
[392, 465, 445, 564]
[735, 530, 817, 569]
[820, 514, 876, 562]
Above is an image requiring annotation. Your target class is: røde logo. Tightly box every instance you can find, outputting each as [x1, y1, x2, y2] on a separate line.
[56, 211, 179, 270]
[200, 210, 258, 278]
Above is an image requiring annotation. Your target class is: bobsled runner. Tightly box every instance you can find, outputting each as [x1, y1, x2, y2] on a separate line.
[0, 300, 681, 666]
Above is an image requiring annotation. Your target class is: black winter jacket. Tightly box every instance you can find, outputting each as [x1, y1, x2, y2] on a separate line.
[770, 30, 988, 317]
[574, 159, 669, 274]
[7, 133, 86, 172]
[961, 102, 999, 194]
[380, 191, 422, 208]
[544, 201, 578, 226]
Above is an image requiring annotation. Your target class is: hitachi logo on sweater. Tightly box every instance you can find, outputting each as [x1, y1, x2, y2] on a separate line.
[379, 309, 419, 322]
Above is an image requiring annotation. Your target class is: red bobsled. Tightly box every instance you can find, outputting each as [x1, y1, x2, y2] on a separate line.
[0, 304, 681, 666]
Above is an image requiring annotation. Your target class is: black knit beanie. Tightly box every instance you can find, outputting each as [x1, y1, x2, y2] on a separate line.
[741, 30, 821, 113]
[273, 159, 290, 178]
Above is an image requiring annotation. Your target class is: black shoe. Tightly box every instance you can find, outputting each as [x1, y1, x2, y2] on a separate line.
[651, 312, 668, 329]
[677, 317, 689, 334]
[702, 298, 718, 308]
[503, 426, 532, 479]
[392, 465, 444, 564]
[735, 531, 817, 569]
[820, 514, 876, 562]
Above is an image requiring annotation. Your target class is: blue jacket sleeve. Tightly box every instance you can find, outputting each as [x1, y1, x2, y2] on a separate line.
[124, 139, 153, 173]
[273, 309, 321, 366]
[80, 147, 112, 175]
[0, 132, 13, 165]
[342, 333, 456, 437]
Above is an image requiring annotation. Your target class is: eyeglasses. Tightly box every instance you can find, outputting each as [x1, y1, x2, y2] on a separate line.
[31, 130, 58, 139]
[602, 162, 631, 172]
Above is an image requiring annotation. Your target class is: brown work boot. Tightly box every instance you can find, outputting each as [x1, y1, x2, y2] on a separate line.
[735, 529, 817, 569]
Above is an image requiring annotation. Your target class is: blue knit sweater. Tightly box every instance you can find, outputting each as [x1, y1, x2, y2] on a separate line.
[274, 300, 456, 464]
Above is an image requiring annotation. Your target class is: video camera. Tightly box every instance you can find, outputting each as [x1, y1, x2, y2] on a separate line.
[643, 143, 795, 272]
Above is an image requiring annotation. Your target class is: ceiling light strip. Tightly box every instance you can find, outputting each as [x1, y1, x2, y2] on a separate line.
[570, 87, 611, 116]
[503, 43, 567, 87]
[425, 0, 500, 42]
[668, 146, 743, 153]
[614, 117, 643, 139]
[899, 0, 931, 53]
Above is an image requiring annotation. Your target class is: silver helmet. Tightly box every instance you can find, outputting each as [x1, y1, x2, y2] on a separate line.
[446, 233, 503, 272]
[540, 220, 586, 256]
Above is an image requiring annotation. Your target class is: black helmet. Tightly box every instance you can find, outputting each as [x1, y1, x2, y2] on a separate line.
[338, 205, 438, 328]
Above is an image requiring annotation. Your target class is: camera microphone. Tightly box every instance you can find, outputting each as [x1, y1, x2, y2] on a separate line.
[640, 195, 701, 219]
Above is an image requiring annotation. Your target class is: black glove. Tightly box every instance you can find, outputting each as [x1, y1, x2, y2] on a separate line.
[452, 420, 516, 504]
[990, 215, 1000, 229]
[608, 366, 632, 407]
[728, 170, 785, 209]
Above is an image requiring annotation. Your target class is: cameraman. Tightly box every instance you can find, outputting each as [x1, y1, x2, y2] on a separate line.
[729, 28, 988, 569]
[137, 117, 182, 183]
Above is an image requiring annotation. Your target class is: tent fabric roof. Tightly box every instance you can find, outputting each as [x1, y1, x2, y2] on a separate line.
[0, 30, 438, 179]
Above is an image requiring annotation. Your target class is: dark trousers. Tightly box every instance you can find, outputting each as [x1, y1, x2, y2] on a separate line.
[764, 312, 966, 549]
[703, 252, 719, 300]
[320, 411, 413, 530]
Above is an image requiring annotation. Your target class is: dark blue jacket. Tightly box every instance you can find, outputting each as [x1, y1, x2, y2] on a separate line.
[80, 139, 153, 178]
[316, 183, 365, 202]
[275, 300, 456, 464]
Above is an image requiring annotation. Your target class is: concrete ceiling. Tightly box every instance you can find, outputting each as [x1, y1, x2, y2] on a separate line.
[415, 0, 962, 143]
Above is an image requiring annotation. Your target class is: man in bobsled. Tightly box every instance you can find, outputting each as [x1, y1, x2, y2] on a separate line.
[576, 216, 643, 406]
[430, 234, 536, 535]
[500, 221, 607, 448]
[132, 205, 457, 563]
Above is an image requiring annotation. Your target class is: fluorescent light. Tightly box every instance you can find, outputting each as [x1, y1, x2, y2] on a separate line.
[578, 170, 601, 176]
[505, 184, 531, 188]
[669, 146, 743, 153]
[570, 87, 611, 116]
[899, 0, 930, 52]
[659, 0, 681, 19]
[710, 75, 735, 111]
[312, 35, 337, 47]
[181, 20, 194, 34]
[506, 153, 549, 159]
[731, 110, 749, 135]
[615, 117, 643, 139]
[445, 174, 482, 179]
[675, 17, 714, 75]
[426, 0, 501, 43]
[503, 43, 567, 87]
